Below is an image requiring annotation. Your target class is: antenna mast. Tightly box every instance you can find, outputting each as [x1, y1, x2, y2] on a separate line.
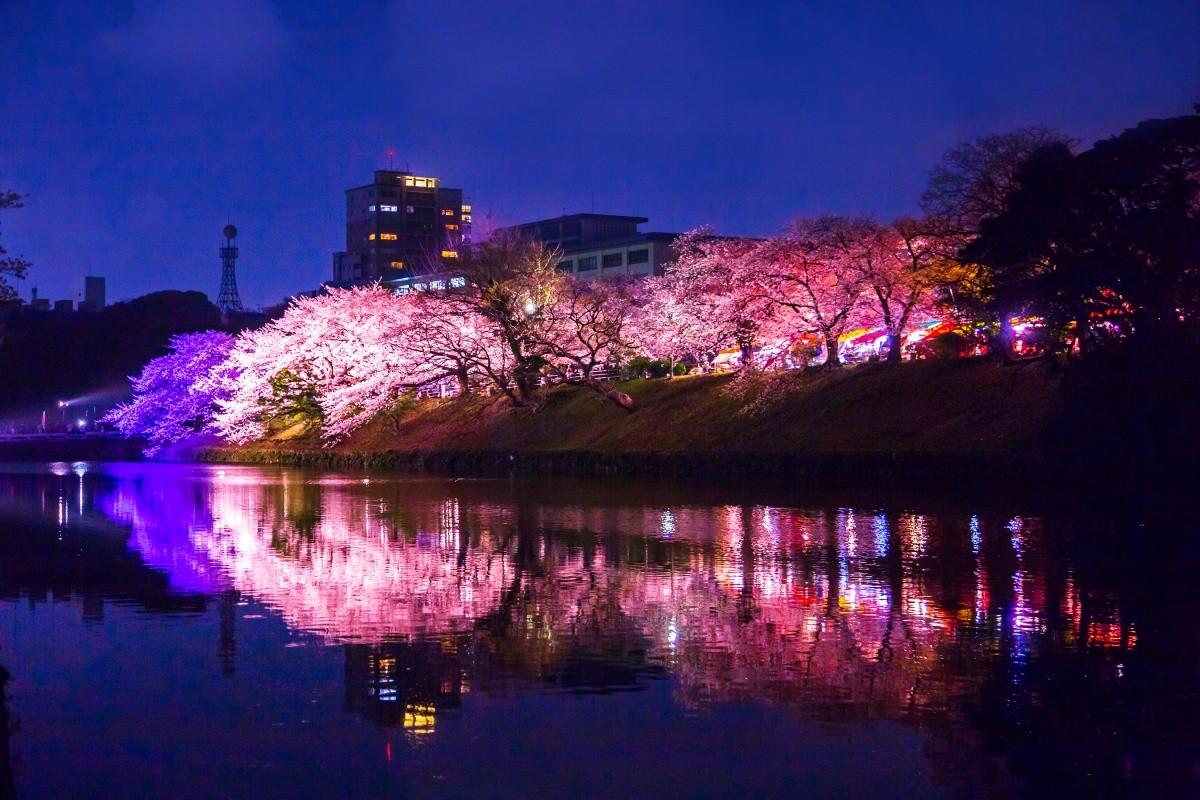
[217, 224, 245, 314]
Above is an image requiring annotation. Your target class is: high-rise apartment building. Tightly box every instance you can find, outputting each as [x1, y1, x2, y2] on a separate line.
[332, 169, 470, 286]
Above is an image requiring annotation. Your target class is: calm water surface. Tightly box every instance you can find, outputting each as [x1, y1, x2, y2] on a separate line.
[0, 462, 1196, 799]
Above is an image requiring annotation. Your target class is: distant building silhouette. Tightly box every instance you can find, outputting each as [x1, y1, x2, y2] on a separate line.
[499, 213, 679, 278]
[332, 169, 469, 287]
[85, 276, 106, 309]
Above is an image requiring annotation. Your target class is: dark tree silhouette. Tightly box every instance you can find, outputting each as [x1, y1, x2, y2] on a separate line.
[0, 289, 223, 410]
[0, 190, 30, 305]
[964, 111, 1200, 349]
[922, 127, 1073, 236]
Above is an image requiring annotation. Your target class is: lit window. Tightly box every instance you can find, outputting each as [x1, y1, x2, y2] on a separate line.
[368, 205, 376, 212]
[403, 176, 438, 188]
[441, 209, 455, 217]
[462, 214, 472, 223]
[414, 283, 428, 291]
[449, 276, 466, 288]
[445, 223, 458, 230]
[393, 287, 410, 296]
[368, 233, 376, 240]
[380, 204, 398, 212]
[390, 261, 404, 268]
[461, 205, 472, 212]
[380, 233, 398, 240]
[441, 250, 458, 258]
[430, 279, 446, 290]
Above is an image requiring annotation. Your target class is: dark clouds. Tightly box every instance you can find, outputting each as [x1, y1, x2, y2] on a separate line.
[1, 0, 1197, 307]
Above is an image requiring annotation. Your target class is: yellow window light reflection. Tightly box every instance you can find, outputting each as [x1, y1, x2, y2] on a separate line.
[404, 704, 436, 733]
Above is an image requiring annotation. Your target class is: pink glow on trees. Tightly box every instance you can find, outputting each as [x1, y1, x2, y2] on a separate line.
[214, 286, 440, 442]
[107, 221, 979, 451]
[757, 216, 873, 368]
[406, 290, 513, 397]
[102, 330, 236, 454]
[634, 229, 769, 370]
[311, 287, 444, 440]
[863, 217, 962, 361]
[433, 234, 565, 406]
[536, 276, 640, 410]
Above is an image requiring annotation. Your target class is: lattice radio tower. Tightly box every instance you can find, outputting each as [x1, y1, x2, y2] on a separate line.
[217, 224, 245, 314]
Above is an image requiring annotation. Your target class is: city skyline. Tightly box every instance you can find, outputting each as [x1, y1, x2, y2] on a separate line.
[2, 1, 1198, 306]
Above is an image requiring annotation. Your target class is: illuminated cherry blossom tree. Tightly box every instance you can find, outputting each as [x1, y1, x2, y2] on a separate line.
[634, 229, 769, 370]
[406, 290, 512, 397]
[107, 215, 977, 450]
[756, 216, 873, 368]
[102, 330, 236, 454]
[214, 286, 442, 442]
[864, 217, 966, 360]
[435, 233, 564, 406]
[536, 276, 640, 410]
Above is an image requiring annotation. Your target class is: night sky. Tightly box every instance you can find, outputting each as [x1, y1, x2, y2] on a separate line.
[2, 1, 1198, 308]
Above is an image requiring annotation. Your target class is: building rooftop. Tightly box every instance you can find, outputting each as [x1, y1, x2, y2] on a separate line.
[501, 213, 655, 249]
[345, 169, 456, 193]
[510, 213, 650, 226]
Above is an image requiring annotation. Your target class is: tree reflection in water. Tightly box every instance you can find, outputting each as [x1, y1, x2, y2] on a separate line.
[1, 463, 1196, 797]
[0, 666, 14, 800]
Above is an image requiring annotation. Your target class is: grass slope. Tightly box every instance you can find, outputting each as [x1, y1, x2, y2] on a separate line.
[219, 357, 1064, 461]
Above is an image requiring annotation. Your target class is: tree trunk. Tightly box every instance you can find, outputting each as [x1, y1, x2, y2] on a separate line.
[824, 334, 841, 368]
[514, 369, 537, 402]
[740, 341, 754, 371]
[603, 387, 636, 412]
[886, 333, 903, 363]
[580, 379, 635, 411]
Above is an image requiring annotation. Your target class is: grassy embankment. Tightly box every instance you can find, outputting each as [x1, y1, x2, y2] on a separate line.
[201, 357, 1085, 486]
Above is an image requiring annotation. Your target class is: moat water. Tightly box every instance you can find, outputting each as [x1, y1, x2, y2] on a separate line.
[0, 462, 1194, 799]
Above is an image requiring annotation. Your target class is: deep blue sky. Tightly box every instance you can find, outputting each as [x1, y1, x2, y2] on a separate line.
[2, 1, 1198, 307]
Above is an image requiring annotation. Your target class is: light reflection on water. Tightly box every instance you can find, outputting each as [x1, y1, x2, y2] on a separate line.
[0, 461, 1192, 798]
